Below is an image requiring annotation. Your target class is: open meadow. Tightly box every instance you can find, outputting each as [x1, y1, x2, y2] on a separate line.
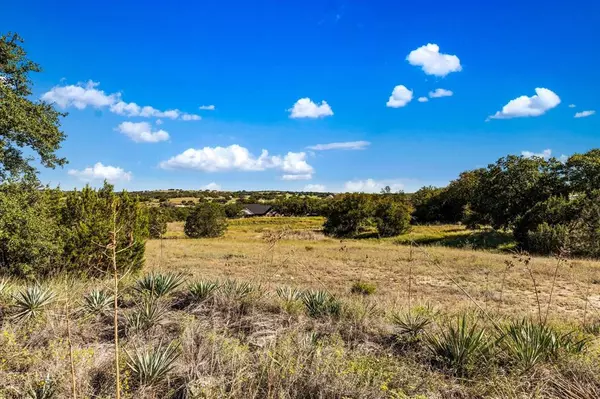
[3, 217, 600, 398]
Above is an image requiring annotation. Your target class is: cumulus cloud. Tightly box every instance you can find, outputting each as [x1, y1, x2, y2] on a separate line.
[344, 179, 404, 193]
[406, 43, 462, 77]
[418, 97, 429, 103]
[304, 184, 326, 192]
[429, 88, 453, 98]
[288, 98, 333, 118]
[575, 110, 595, 118]
[307, 141, 370, 151]
[203, 182, 221, 190]
[199, 105, 216, 110]
[159, 145, 314, 178]
[282, 174, 312, 180]
[488, 88, 560, 120]
[68, 162, 132, 183]
[155, 119, 163, 125]
[386, 85, 413, 108]
[116, 122, 169, 143]
[521, 149, 552, 159]
[42, 80, 199, 121]
[568, 104, 576, 108]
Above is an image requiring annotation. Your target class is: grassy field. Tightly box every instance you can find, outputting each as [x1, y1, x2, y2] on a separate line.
[2, 217, 600, 398]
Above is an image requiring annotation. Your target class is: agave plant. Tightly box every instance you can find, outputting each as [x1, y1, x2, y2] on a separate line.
[134, 272, 185, 298]
[221, 279, 254, 301]
[302, 290, 341, 318]
[501, 319, 588, 370]
[126, 341, 181, 386]
[13, 285, 56, 322]
[189, 280, 219, 303]
[83, 289, 114, 314]
[126, 297, 167, 333]
[425, 315, 489, 376]
[26, 375, 56, 399]
[0, 278, 11, 297]
[276, 286, 303, 302]
[392, 312, 431, 337]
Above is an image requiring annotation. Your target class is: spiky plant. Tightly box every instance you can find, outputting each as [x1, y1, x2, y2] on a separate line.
[302, 290, 341, 318]
[425, 315, 489, 376]
[126, 297, 167, 333]
[13, 285, 56, 322]
[221, 279, 254, 301]
[0, 278, 10, 297]
[26, 376, 56, 399]
[83, 289, 113, 314]
[134, 272, 185, 298]
[276, 286, 303, 302]
[126, 341, 181, 387]
[501, 319, 588, 371]
[392, 312, 431, 337]
[189, 280, 219, 303]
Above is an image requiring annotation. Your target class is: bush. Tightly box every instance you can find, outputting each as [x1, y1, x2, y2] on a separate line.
[184, 203, 228, 238]
[526, 223, 569, 255]
[323, 194, 371, 237]
[148, 207, 167, 239]
[350, 281, 376, 295]
[374, 198, 412, 237]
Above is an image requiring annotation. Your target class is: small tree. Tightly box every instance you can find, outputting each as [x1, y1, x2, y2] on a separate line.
[148, 207, 167, 239]
[374, 197, 412, 237]
[184, 203, 228, 238]
[323, 193, 371, 237]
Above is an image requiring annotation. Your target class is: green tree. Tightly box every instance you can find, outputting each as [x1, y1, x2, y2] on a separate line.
[374, 197, 412, 237]
[323, 193, 371, 237]
[184, 203, 228, 238]
[565, 149, 600, 194]
[148, 207, 167, 239]
[0, 33, 66, 180]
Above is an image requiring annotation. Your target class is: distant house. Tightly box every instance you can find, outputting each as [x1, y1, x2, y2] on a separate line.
[240, 204, 277, 217]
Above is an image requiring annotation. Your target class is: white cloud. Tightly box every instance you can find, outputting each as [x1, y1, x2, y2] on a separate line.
[307, 141, 370, 151]
[159, 145, 314, 177]
[155, 119, 163, 125]
[406, 43, 462, 77]
[386, 85, 413, 108]
[521, 149, 552, 159]
[199, 105, 215, 110]
[68, 162, 132, 183]
[288, 98, 333, 118]
[489, 88, 560, 120]
[344, 179, 404, 193]
[429, 88, 453, 98]
[304, 184, 326, 192]
[204, 182, 221, 190]
[418, 97, 429, 103]
[282, 174, 312, 180]
[575, 110, 595, 118]
[182, 113, 201, 121]
[42, 81, 198, 121]
[568, 104, 576, 108]
[41, 80, 119, 109]
[116, 122, 169, 143]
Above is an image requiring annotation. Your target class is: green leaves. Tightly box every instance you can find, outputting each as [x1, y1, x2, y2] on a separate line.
[12, 284, 56, 322]
[189, 280, 219, 303]
[126, 341, 180, 387]
[83, 289, 113, 315]
[134, 272, 185, 298]
[302, 290, 341, 318]
[184, 202, 228, 238]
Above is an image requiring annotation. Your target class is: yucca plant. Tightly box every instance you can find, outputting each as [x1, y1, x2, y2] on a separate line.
[189, 280, 219, 303]
[126, 341, 181, 386]
[392, 312, 431, 337]
[425, 315, 489, 376]
[134, 272, 185, 298]
[0, 278, 10, 297]
[13, 285, 56, 322]
[221, 279, 254, 301]
[83, 289, 113, 314]
[26, 375, 56, 399]
[276, 286, 303, 302]
[302, 290, 341, 318]
[500, 319, 588, 371]
[126, 297, 167, 333]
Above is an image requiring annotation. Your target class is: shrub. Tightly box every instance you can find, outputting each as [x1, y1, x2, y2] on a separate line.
[323, 194, 371, 237]
[392, 312, 431, 337]
[220, 279, 254, 301]
[126, 297, 167, 333]
[373, 198, 412, 237]
[134, 272, 185, 298]
[26, 376, 56, 399]
[350, 281, 376, 295]
[126, 341, 180, 387]
[148, 207, 167, 239]
[189, 280, 219, 303]
[13, 285, 56, 322]
[83, 289, 113, 314]
[184, 203, 228, 238]
[526, 223, 569, 255]
[302, 290, 341, 318]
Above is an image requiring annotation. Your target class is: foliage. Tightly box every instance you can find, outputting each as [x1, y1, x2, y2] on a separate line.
[0, 32, 66, 181]
[12, 284, 56, 322]
[223, 202, 243, 218]
[220, 279, 254, 301]
[134, 272, 185, 298]
[148, 207, 167, 239]
[0, 179, 63, 276]
[60, 182, 149, 275]
[374, 196, 412, 237]
[126, 341, 180, 387]
[323, 193, 371, 237]
[184, 202, 228, 238]
[392, 312, 431, 337]
[425, 316, 489, 376]
[26, 376, 56, 399]
[83, 289, 113, 315]
[189, 280, 219, 302]
[126, 297, 167, 333]
[350, 281, 377, 295]
[302, 290, 341, 318]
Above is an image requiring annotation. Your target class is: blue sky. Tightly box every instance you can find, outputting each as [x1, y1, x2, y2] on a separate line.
[5, 1, 599, 192]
